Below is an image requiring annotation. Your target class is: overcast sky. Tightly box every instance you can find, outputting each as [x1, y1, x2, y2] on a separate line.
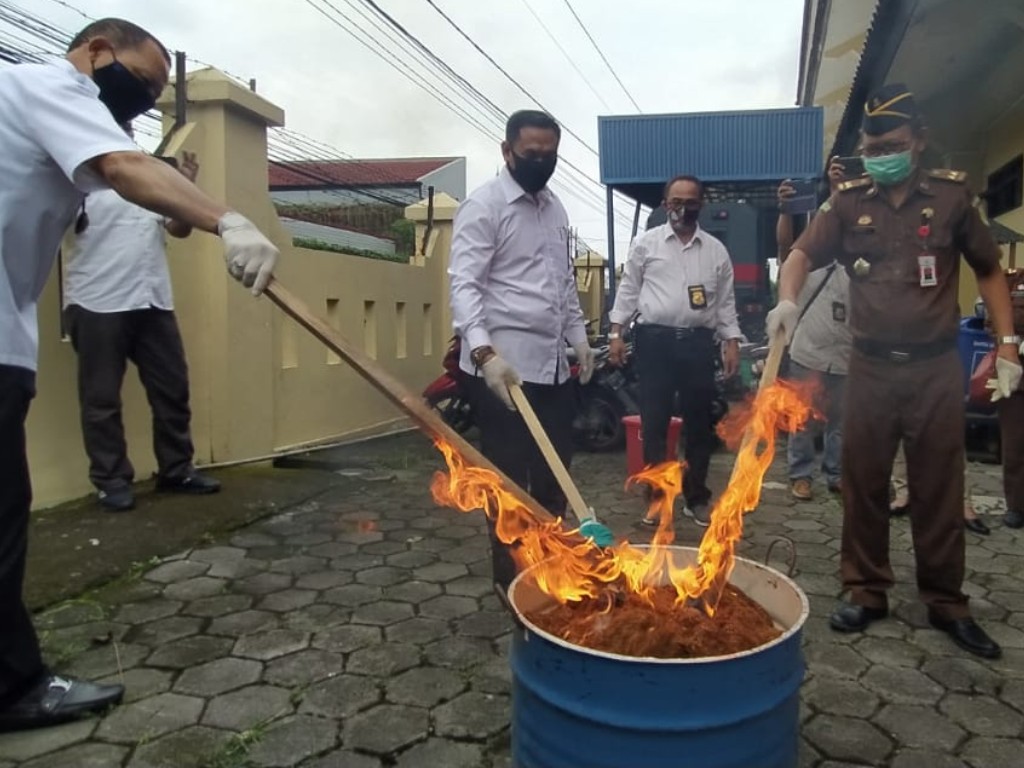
[36, 0, 804, 256]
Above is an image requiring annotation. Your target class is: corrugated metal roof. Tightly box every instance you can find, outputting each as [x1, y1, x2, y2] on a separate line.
[269, 157, 458, 189]
[598, 107, 824, 187]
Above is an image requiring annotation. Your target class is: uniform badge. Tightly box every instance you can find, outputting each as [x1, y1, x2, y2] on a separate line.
[832, 302, 847, 322]
[688, 284, 708, 310]
[857, 214, 872, 226]
[918, 254, 937, 287]
[853, 257, 871, 277]
[818, 200, 832, 213]
[922, 207, 934, 219]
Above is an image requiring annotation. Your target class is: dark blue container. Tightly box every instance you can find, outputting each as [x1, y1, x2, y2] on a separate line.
[959, 316, 995, 406]
[507, 547, 809, 768]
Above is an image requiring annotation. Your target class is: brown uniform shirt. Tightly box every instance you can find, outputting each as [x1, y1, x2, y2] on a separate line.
[793, 168, 1002, 344]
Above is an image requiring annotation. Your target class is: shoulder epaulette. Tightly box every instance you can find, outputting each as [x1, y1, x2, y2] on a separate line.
[836, 177, 872, 192]
[928, 169, 967, 183]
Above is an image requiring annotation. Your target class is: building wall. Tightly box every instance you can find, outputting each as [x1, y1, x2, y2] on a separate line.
[420, 158, 467, 201]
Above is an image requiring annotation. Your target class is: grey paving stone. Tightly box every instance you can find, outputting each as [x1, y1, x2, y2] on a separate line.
[981, 621, 1024, 649]
[872, 704, 965, 751]
[470, 658, 512, 695]
[960, 736, 1024, 768]
[182, 593, 253, 618]
[382, 580, 443, 603]
[853, 636, 925, 668]
[343, 704, 429, 755]
[235, 572, 295, 596]
[351, 600, 416, 626]
[300, 749, 382, 768]
[354, 566, 408, 587]
[360, 541, 408, 556]
[202, 684, 295, 731]
[444, 575, 496, 598]
[247, 714, 339, 768]
[989, 647, 1024, 680]
[95, 692, 205, 743]
[456, 611, 512, 639]
[190, 545, 247, 564]
[98, 667, 174, 704]
[921, 656, 1003, 695]
[230, 531, 279, 548]
[147, 635, 234, 669]
[258, 588, 319, 613]
[385, 550, 438, 569]
[999, 678, 1024, 713]
[860, 665, 946, 706]
[144, 560, 210, 584]
[125, 615, 203, 646]
[308, 542, 359, 559]
[347, 642, 421, 677]
[321, 584, 383, 607]
[35, 601, 109, 630]
[329, 553, 386, 571]
[312, 624, 383, 653]
[127, 725, 232, 768]
[207, 610, 280, 637]
[114, 600, 184, 625]
[271, 556, 329, 576]
[412, 562, 468, 583]
[385, 617, 451, 645]
[386, 667, 466, 707]
[437, 544, 490, 565]
[60, 642, 150, 679]
[233, 629, 311, 660]
[424, 636, 499, 669]
[290, 531, 333, 546]
[208, 557, 268, 580]
[939, 693, 1022, 737]
[890, 751, 970, 768]
[298, 674, 381, 718]
[162, 576, 228, 602]
[20, 742, 128, 768]
[0, 718, 95, 761]
[803, 715, 893, 764]
[418, 594, 480, 621]
[264, 649, 345, 687]
[174, 656, 263, 696]
[802, 677, 880, 718]
[282, 604, 350, 632]
[395, 738, 484, 768]
[294, 570, 354, 590]
[433, 691, 510, 739]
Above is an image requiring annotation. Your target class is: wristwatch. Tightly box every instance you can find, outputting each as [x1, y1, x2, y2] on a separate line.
[470, 345, 496, 367]
[607, 332, 621, 340]
[998, 335, 1021, 346]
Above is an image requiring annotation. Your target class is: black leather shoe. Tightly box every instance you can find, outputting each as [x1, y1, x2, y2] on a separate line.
[829, 601, 888, 632]
[964, 517, 991, 535]
[0, 674, 124, 732]
[928, 612, 1002, 659]
[1004, 509, 1024, 529]
[156, 471, 220, 495]
[97, 486, 134, 512]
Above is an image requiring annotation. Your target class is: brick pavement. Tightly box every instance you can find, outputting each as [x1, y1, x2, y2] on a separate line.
[0, 432, 1021, 767]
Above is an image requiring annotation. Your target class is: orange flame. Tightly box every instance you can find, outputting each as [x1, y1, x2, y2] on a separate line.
[430, 380, 816, 614]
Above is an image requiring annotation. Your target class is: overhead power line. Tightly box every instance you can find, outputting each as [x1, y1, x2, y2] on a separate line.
[561, 0, 641, 113]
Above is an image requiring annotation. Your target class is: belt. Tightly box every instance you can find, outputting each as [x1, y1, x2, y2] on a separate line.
[853, 337, 955, 363]
[636, 324, 715, 341]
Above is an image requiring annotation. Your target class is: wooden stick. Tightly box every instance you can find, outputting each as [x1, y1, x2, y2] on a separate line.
[263, 281, 558, 524]
[508, 383, 591, 524]
[727, 328, 788, 485]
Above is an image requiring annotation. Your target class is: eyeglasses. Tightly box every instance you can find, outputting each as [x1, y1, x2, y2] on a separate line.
[666, 198, 701, 211]
[861, 142, 912, 158]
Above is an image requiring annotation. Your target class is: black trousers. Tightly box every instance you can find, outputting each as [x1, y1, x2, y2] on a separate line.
[466, 375, 574, 592]
[634, 325, 717, 508]
[64, 306, 195, 491]
[0, 365, 45, 707]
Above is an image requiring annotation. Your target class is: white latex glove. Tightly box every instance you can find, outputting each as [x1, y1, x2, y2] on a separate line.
[481, 354, 521, 410]
[218, 212, 279, 296]
[766, 299, 800, 344]
[573, 342, 595, 385]
[986, 356, 1023, 402]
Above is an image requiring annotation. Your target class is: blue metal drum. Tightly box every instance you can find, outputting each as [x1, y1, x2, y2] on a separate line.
[507, 546, 809, 768]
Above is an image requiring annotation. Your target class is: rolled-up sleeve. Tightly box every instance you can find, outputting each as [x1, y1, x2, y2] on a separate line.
[448, 197, 496, 350]
[608, 237, 645, 325]
[715, 250, 742, 340]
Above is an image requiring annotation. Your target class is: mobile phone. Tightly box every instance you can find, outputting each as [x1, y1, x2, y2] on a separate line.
[779, 178, 818, 215]
[835, 156, 865, 178]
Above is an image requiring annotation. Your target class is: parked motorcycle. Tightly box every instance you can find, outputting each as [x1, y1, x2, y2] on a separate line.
[422, 337, 475, 434]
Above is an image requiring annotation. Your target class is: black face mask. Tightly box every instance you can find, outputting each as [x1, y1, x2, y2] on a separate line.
[93, 57, 156, 124]
[508, 152, 557, 194]
[668, 204, 702, 228]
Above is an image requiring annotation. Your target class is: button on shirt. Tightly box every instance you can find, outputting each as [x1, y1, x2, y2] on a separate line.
[608, 223, 742, 339]
[0, 59, 136, 371]
[449, 168, 587, 384]
[65, 189, 174, 312]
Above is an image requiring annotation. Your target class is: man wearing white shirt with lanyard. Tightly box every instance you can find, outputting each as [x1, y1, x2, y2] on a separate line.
[65, 142, 220, 512]
[0, 18, 277, 731]
[449, 110, 610, 592]
[608, 175, 743, 527]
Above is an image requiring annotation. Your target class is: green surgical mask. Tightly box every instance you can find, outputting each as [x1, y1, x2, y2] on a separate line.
[863, 150, 914, 186]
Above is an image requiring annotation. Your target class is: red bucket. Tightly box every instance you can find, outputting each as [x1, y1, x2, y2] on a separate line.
[623, 415, 683, 477]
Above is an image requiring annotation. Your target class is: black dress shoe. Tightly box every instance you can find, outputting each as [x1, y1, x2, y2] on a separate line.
[97, 486, 134, 512]
[964, 517, 991, 535]
[0, 674, 124, 732]
[156, 471, 220, 495]
[829, 601, 888, 632]
[1004, 509, 1024, 529]
[928, 612, 1002, 659]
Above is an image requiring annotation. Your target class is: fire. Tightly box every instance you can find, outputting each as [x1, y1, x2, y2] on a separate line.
[430, 380, 816, 614]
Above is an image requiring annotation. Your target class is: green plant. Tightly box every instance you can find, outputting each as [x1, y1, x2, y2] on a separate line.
[293, 237, 409, 264]
[389, 218, 416, 255]
[199, 725, 267, 768]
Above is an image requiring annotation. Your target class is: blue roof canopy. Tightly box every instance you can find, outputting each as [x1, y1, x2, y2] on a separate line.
[598, 107, 824, 207]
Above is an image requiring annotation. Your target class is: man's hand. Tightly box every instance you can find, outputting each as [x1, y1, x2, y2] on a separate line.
[987, 349, 1023, 402]
[766, 299, 800, 344]
[573, 342, 595, 384]
[481, 354, 521, 410]
[608, 337, 627, 367]
[217, 212, 279, 296]
[179, 151, 199, 183]
[722, 339, 740, 378]
[826, 156, 845, 193]
[777, 180, 795, 211]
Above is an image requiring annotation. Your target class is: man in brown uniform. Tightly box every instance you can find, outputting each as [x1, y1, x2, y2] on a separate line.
[768, 84, 1021, 659]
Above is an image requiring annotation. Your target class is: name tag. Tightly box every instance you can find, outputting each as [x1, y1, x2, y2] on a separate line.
[688, 284, 708, 310]
[832, 301, 847, 322]
[918, 254, 937, 287]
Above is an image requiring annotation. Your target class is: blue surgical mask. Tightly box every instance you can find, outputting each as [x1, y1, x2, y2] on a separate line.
[863, 150, 914, 186]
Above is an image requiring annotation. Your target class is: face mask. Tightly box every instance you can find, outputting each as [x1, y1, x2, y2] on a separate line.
[863, 150, 914, 186]
[508, 152, 557, 194]
[93, 57, 156, 124]
[668, 204, 701, 228]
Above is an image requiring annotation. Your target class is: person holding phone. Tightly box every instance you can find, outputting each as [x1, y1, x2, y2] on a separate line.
[64, 125, 219, 512]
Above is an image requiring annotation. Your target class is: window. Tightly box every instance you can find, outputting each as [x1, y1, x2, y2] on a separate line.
[986, 155, 1023, 219]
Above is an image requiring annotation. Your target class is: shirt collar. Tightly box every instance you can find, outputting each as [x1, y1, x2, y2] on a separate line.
[866, 167, 933, 200]
[662, 222, 704, 245]
[499, 166, 552, 206]
[53, 57, 101, 97]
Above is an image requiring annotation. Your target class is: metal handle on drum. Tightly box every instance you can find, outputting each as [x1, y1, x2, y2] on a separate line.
[764, 536, 798, 577]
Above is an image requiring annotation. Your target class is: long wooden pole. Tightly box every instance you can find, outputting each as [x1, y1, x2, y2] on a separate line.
[263, 281, 558, 525]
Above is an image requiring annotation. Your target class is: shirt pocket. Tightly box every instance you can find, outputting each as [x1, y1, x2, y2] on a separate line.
[842, 225, 883, 261]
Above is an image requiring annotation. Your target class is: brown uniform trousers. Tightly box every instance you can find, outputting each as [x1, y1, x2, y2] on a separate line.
[998, 389, 1024, 516]
[843, 348, 968, 619]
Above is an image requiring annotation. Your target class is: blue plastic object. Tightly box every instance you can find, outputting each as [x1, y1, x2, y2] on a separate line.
[507, 548, 809, 768]
[959, 316, 995, 408]
[578, 518, 615, 548]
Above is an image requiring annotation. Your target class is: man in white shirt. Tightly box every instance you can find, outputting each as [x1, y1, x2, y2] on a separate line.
[608, 175, 743, 527]
[0, 18, 277, 732]
[449, 109, 602, 591]
[65, 146, 219, 512]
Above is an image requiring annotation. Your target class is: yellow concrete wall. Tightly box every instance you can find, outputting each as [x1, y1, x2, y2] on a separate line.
[27, 70, 450, 508]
